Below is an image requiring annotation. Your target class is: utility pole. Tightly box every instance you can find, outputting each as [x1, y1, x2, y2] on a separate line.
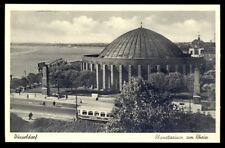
[75, 88, 78, 119]
[76, 93, 78, 118]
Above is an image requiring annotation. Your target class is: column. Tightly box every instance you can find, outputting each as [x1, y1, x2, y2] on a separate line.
[128, 65, 132, 83]
[102, 64, 106, 90]
[95, 64, 99, 90]
[107, 74, 111, 89]
[90, 63, 93, 71]
[81, 62, 83, 71]
[175, 64, 178, 72]
[138, 65, 141, 78]
[182, 64, 186, 75]
[110, 65, 114, 89]
[157, 65, 160, 73]
[147, 65, 151, 80]
[119, 65, 123, 91]
[42, 65, 50, 96]
[86, 63, 89, 70]
[166, 65, 170, 72]
[193, 66, 201, 103]
[82, 62, 85, 71]
[189, 64, 193, 74]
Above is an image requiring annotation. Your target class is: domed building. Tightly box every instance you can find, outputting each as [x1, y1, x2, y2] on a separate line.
[81, 26, 204, 98]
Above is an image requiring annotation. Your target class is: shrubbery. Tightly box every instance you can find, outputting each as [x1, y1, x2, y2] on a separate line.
[103, 78, 215, 132]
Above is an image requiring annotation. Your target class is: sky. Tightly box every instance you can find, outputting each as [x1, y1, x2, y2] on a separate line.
[10, 11, 215, 43]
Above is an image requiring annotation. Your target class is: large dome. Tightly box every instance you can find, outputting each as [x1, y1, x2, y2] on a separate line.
[98, 27, 184, 59]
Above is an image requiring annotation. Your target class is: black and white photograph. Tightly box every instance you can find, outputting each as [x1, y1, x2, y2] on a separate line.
[5, 4, 220, 142]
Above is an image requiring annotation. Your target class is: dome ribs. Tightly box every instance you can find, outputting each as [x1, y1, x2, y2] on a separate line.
[116, 29, 135, 58]
[126, 28, 140, 59]
[145, 29, 159, 57]
[110, 34, 128, 58]
[140, 28, 147, 58]
[121, 29, 136, 58]
[106, 34, 127, 58]
[133, 29, 141, 59]
[99, 38, 117, 57]
[154, 33, 173, 57]
[128, 29, 139, 59]
[143, 28, 154, 57]
[98, 27, 185, 59]
[98, 41, 113, 57]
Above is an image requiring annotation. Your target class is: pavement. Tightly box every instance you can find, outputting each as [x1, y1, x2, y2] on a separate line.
[10, 92, 116, 121]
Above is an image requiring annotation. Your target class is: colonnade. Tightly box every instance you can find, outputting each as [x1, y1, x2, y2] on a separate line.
[80, 62, 200, 92]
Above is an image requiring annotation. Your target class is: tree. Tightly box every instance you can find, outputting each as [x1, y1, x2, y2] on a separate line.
[20, 77, 29, 87]
[184, 74, 194, 94]
[148, 72, 185, 94]
[11, 78, 22, 89]
[165, 72, 185, 94]
[26, 73, 41, 85]
[78, 71, 96, 89]
[103, 77, 215, 132]
[147, 72, 167, 93]
[104, 77, 174, 132]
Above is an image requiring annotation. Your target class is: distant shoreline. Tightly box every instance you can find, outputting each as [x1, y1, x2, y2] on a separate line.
[11, 42, 108, 47]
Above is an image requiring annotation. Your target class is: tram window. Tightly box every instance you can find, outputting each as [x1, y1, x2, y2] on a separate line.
[94, 112, 99, 116]
[88, 111, 93, 116]
[82, 110, 87, 115]
[100, 112, 105, 117]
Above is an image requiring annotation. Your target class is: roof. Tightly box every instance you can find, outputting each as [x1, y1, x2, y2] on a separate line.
[98, 27, 184, 59]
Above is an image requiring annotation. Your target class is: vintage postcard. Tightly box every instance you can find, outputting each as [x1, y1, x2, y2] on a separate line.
[5, 4, 220, 142]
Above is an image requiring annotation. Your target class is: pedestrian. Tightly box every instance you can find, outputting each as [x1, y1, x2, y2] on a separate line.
[96, 97, 98, 101]
[27, 94, 29, 99]
[28, 112, 33, 120]
[80, 99, 82, 104]
[53, 101, 56, 106]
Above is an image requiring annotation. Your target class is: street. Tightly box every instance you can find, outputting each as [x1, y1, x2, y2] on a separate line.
[10, 92, 116, 121]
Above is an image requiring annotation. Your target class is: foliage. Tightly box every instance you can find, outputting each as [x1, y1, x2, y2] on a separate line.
[10, 78, 22, 89]
[78, 71, 96, 88]
[165, 73, 185, 93]
[147, 72, 185, 94]
[184, 74, 194, 93]
[50, 69, 96, 89]
[204, 59, 215, 71]
[103, 77, 215, 132]
[201, 75, 215, 85]
[202, 83, 215, 101]
[26, 73, 42, 85]
[11, 73, 42, 89]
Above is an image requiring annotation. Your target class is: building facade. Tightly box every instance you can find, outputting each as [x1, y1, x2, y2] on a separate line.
[81, 27, 204, 101]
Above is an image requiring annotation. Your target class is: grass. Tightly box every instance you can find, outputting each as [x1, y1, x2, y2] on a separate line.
[10, 113, 104, 132]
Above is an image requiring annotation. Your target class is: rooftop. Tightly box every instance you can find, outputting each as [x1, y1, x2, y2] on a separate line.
[98, 27, 184, 59]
